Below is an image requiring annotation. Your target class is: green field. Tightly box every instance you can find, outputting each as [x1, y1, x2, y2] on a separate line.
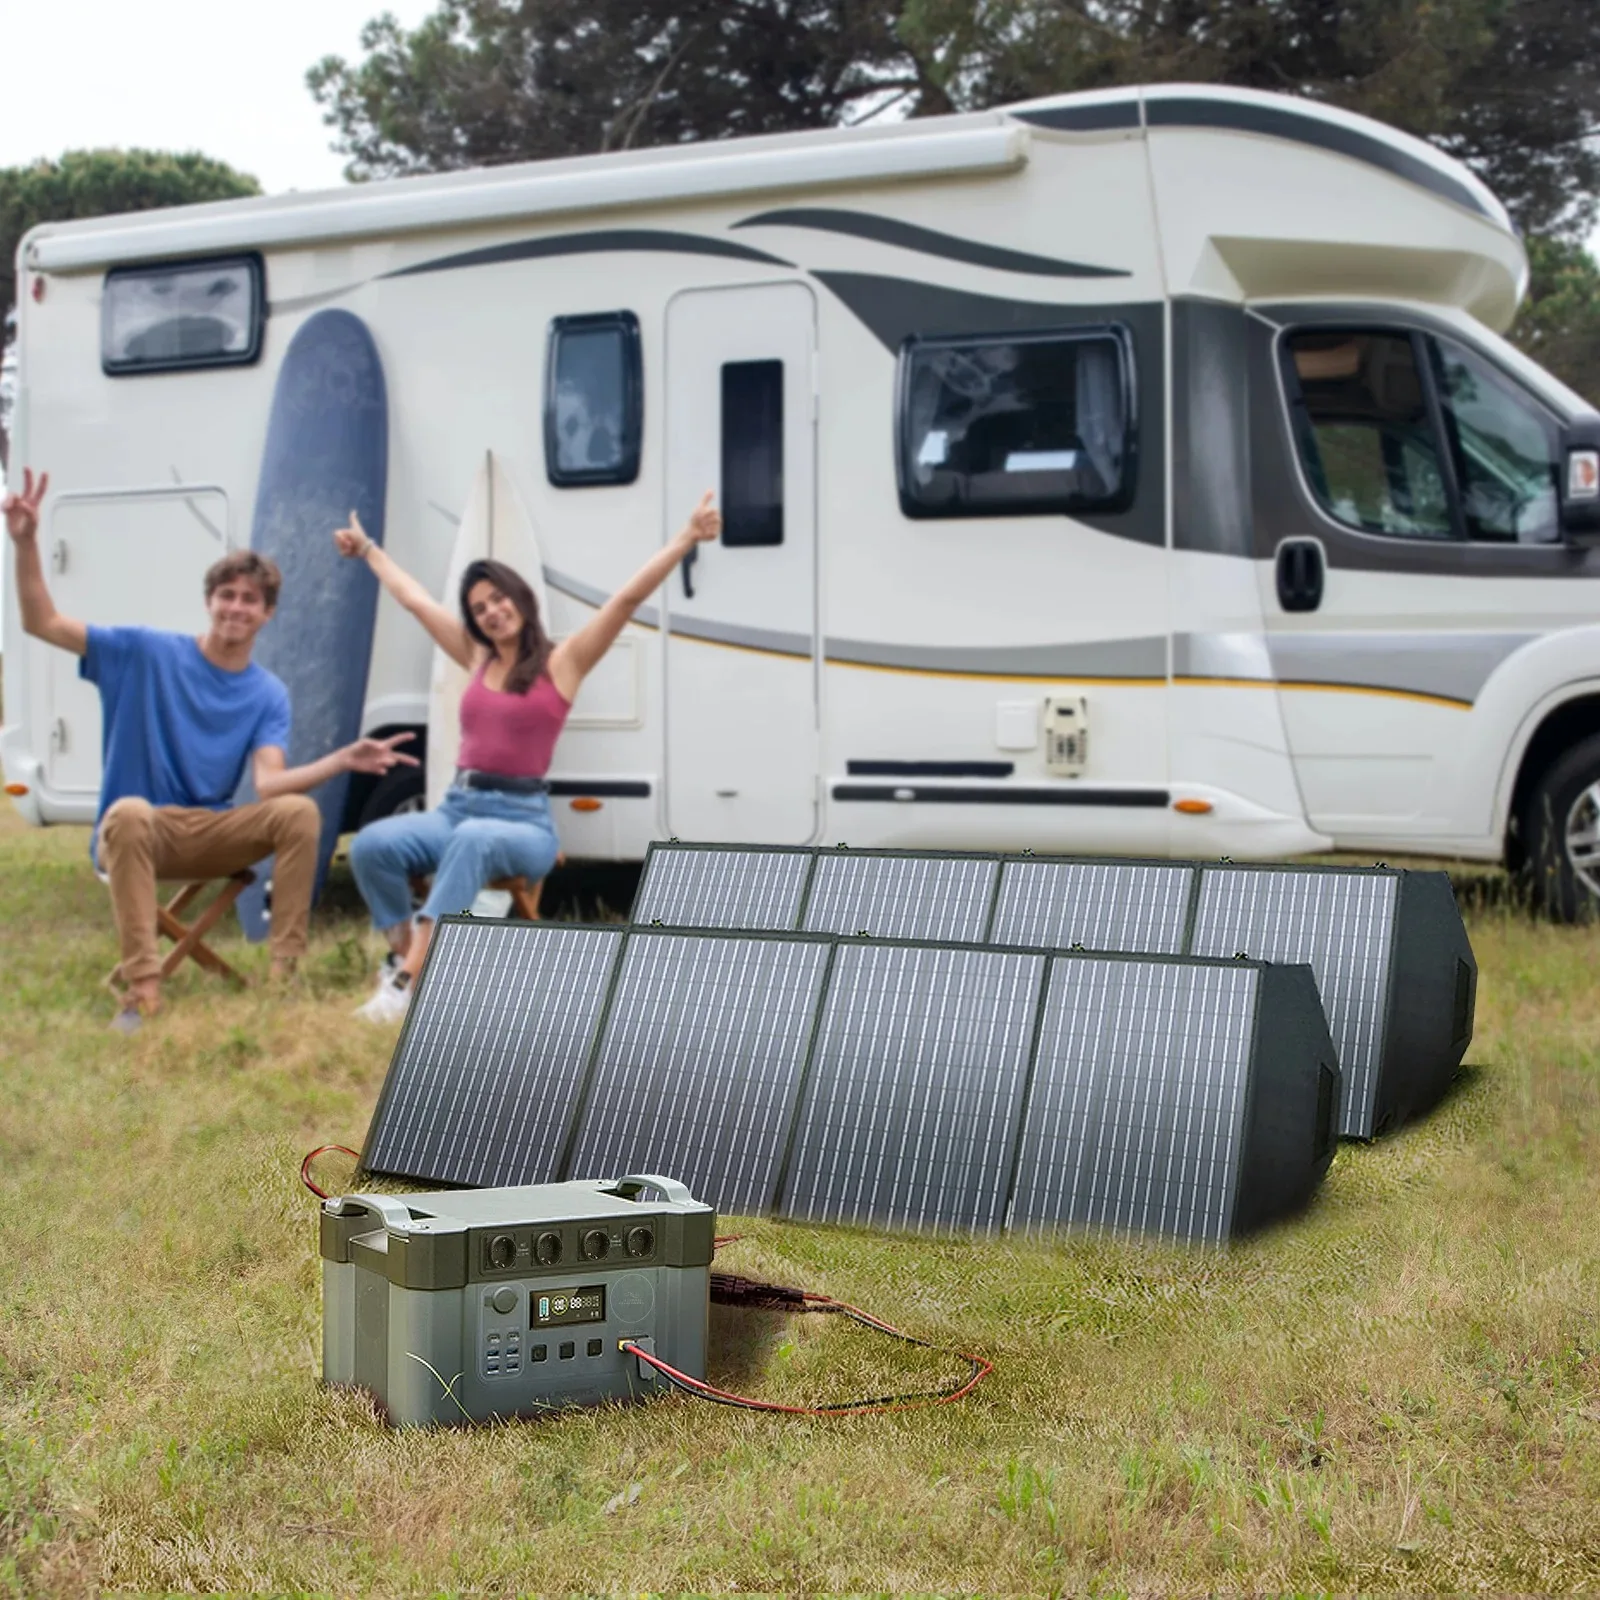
[2, 796, 1598, 1596]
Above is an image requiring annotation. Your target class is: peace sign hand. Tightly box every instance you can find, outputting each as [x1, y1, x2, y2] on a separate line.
[333, 509, 374, 559]
[3, 468, 50, 544]
[683, 490, 722, 544]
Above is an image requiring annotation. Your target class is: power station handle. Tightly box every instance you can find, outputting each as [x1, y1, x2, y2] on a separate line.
[1275, 538, 1324, 613]
[612, 1173, 695, 1206]
[680, 544, 698, 599]
[323, 1194, 417, 1232]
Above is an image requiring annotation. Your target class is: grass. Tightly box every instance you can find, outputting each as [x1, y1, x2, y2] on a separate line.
[1, 795, 1599, 1596]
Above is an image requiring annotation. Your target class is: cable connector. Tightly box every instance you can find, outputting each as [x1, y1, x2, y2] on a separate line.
[710, 1272, 808, 1310]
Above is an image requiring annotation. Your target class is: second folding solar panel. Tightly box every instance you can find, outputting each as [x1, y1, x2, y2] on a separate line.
[989, 858, 1195, 952]
[631, 843, 812, 931]
[777, 943, 1044, 1233]
[568, 931, 831, 1216]
[800, 852, 998, 942]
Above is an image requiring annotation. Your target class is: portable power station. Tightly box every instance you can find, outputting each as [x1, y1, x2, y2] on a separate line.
[320, 1173, 714, 1426]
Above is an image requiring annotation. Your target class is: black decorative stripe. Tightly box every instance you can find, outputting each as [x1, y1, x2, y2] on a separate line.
[1014, 101, 1142, 133]
[732, 207, 1127, 279]
[847, 759, 1015, 778]
[385, 229, 793, 279]
[547, 779, 652, 798]
[1145, 98, 1492, 221]
[833, 783, 1169, 808]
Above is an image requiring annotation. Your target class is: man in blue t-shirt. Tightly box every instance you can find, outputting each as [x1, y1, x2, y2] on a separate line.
[5, 468, 415, 1029]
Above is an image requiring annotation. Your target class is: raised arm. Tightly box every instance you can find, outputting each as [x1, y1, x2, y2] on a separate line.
[4, 469, 87, 656]
[548, 492, 722, 701]
[334, 511, 475, 670]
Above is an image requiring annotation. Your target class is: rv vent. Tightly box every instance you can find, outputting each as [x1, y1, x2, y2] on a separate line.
[1043, 695, 1089, 778]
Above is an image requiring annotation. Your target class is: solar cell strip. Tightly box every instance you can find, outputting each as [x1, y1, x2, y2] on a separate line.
[362, 920, 623, 1187]
[989, 859, 1196, 952]
[779, 943, 1044, 1233]
[632, 845, 813, 931]
[801, 853, 999, 942]
[567, 932, 832, 1216]
[1010, 959, 1256, 1244]
[1190, 868, 1397, 1137]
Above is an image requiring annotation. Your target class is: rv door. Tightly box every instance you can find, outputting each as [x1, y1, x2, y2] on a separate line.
[42, 486, 228, 795]
[662, 282, 820, 844]
[1260, 314, 1577, 841]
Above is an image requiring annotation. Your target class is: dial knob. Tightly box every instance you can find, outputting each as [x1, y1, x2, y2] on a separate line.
[491, 1285, 518, 1315]
[625, 1225, 654, 1258]
[535, 1230, 563, 1266]
[581, 1228, 609, 1261]
[487, 1233, 516, 1270]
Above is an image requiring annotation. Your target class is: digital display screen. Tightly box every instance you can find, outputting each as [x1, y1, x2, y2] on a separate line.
[531, 1285, 606, 1328]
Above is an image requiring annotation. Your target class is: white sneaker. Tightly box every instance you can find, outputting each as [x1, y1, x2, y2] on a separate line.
[355, 980, 412, 1024]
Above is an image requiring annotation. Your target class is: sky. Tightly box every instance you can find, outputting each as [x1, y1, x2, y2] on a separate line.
[1, 0, 440, 195]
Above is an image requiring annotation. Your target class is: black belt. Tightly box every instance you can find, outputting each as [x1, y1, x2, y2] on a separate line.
[454, 769, 550, 795]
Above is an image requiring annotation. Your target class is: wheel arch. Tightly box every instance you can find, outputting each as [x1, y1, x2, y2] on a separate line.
[1504, 692, 1600, 871]
[340, 721, 429, 833]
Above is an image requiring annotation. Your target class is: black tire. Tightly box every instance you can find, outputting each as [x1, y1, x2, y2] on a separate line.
[355, 763, 427, 830]
[1520, 732, 1600, 923]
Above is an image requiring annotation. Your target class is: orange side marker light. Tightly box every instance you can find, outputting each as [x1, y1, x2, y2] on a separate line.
[3, 784, 28, 797]
[569, 796, 603, 813]
[1173, 798, 1213, 815]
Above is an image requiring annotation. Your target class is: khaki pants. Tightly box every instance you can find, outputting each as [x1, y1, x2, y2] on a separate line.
[98, 795, 321, 986]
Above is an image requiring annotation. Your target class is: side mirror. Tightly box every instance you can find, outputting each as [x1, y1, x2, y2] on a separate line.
[1558, 417, 1600, 541]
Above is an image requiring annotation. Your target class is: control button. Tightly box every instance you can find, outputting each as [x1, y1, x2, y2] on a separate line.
[535, 1231, 563, 1266]
[531, 1345, 547, 1362]
[625, 1225, 654, 1258]
[587, 1339, 603, 1357]
[559, 1341, 575, 1360]
[581, 1228, 609, 1261]
[490, 1286, 518, 1315]
[486, 1233, 517, 1270]
[487, 1333, 501, 1347]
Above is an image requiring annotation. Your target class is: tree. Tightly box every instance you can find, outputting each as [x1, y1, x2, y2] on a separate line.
[1508, 236, 1600, 408]
[0, 149, 259, 470]
[898, 0, 1600, 242]
[308, 0, 937, 180]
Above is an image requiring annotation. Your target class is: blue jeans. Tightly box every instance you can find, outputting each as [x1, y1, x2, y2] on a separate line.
[349, 785, 561, 930]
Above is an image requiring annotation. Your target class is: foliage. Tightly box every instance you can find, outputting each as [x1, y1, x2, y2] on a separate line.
[307, 0, 935, 180]
[1508, 235, 1600, 408]
[899, 0, 1600, 242]
[0, 149, 261, 327]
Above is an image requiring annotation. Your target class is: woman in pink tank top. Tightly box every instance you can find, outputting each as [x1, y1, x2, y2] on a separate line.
[335, 490, 722, 1021]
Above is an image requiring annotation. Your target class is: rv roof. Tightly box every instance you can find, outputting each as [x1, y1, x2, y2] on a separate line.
[24, 83, 1510, 276]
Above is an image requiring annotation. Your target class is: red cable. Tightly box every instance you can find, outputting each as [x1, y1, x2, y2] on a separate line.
[300, 1144, 361, 1199]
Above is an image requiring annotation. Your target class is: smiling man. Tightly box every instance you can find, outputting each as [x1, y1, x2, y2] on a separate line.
[4, 467, 416, 1030]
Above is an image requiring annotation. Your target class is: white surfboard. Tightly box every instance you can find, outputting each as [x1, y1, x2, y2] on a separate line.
[426, 450, 552, 807]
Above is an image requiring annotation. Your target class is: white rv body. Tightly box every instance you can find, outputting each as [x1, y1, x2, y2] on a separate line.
[6, 84, 1599, 878]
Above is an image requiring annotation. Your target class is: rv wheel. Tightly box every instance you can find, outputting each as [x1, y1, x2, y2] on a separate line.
[1521, 733, 1600, 922]
[356, 764, 426, 829]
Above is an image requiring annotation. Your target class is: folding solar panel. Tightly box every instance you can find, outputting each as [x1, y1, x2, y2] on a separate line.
[1008, 955, 1338, 1244]
[566, 930, 832, 1216]
[1189, 865, 1475, 1138]
[632, 843, 811, 931]
[360, 918, 623, 1187]
[989, 857, 1195, 954]
[777, 942, 1045, 1233]
[799, 850, 999, 942]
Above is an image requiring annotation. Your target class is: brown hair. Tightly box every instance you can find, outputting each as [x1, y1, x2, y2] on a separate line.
[204, 550, 282, 610]
[460, 559, 552, 695]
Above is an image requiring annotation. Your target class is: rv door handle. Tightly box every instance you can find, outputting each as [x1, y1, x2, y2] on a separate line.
[681, 544, 698, 599]
[1276, 539, 1324, 613]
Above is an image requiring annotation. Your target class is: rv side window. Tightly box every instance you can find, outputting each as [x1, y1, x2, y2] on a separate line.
[544, 312, 643, 487]
[896, 327, 1134, 518]
[721, 359, 784, 546]
[1283, 332, 1453, 539]
[1429, 337, 1560, 543]
[102, 256, 263, 375]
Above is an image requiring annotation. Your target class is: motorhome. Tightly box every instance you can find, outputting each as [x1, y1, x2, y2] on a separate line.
[6, 83, 1600, 912]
